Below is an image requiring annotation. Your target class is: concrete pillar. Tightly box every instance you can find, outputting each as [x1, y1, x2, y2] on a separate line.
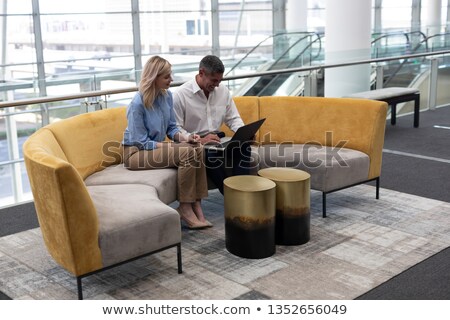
[423, 0, 442, 49]
[324, 0, 372, 97]
[285, 0, 308, 61]
[423, 0, 442, 33]
[286, 0, 307, 32]
[373, 0, 382, 34]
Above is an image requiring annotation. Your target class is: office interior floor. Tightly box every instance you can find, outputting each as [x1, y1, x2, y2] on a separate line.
[0, 105, 449, 300]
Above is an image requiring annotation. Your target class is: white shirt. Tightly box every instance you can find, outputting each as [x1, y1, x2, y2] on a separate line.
[172, 78, 244, 136]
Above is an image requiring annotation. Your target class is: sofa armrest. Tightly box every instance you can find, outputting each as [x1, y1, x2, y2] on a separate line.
[23, 131, 103, 276]
[366, 102, 388, 179]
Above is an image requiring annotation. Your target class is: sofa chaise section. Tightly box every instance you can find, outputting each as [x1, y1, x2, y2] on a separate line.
[23, 108, 182, 300]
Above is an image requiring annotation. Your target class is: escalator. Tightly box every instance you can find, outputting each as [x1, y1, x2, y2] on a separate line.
[375, 32, 450, 88]
[375, 32, 450, 114]
[229, 30, 450, 99]
[227, 32, 322, 96]
[371, 31, 428, 88]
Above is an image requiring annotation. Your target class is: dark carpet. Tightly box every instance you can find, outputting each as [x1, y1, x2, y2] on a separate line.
[379, 105, 450, 203]
[0, 202, 39, 237]
[0, 202, 39, 300]
[357, 247, 450, 299]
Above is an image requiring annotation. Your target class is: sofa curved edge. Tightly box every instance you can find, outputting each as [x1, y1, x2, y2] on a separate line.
[23, 129, 104, 277]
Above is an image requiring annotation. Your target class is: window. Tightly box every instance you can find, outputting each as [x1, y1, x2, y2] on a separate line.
[186, 20, 195, 35]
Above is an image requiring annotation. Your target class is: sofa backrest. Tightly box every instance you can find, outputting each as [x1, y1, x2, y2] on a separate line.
[47, 107, 127, 179]
[234, 96, 387, 179]
[221, 96, 260, 137]
[259, 96, 385, 146]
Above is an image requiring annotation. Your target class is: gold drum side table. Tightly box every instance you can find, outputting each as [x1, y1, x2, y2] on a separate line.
[258, 167, 311, 245]
[224, 175, 276, 259]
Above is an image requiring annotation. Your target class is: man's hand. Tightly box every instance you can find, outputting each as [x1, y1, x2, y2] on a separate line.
[200, 133, 221, 145]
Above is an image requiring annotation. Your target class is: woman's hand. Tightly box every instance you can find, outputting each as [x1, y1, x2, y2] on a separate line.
[188, 133, 200, 143]
[174, 132, 200, 144]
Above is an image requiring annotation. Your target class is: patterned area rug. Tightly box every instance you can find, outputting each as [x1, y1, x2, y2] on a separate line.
[0, 185, 449, 300]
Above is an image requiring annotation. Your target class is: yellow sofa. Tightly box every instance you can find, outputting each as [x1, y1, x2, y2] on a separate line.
[23, 95, 387, 299]
[223, 96, 388, 217]
[23, 107, 182, 300]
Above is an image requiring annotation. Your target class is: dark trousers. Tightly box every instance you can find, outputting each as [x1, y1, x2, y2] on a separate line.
[204, 141, 252, 194]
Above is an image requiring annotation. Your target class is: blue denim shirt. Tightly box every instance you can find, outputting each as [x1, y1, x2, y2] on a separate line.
[123, 90, 180, 150]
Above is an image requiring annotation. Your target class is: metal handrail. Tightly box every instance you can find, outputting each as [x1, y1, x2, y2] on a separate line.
[371, 30, 427, 45]
[1, 49, 450, 110]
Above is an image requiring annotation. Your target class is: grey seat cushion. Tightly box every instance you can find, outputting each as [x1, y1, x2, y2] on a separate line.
[85, 164, 177, 204]
[257, 144, 370, 192]
[87, 184, 181, 267]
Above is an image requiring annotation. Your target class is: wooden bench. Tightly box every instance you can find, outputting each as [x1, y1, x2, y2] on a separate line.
[346, 87, 420, 128]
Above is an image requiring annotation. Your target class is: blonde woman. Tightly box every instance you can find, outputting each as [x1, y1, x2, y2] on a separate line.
[123, 56, 211, 229]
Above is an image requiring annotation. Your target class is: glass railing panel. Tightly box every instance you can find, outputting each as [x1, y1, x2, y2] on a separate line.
[44, 67, 136, 93]
[44, 54, 136, 81]
[0, 164, 14, 207]
[0, 109, 37, 207]
[224, 78, 249, 96]
[48, 102, 84, 123]
[104, 91, 135, 109]
[380, 52, 450, 116]
[17, 161, 32, 205]
[0, 67, 38, 101]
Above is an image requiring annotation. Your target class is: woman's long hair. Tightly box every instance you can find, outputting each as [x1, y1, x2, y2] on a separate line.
[139, 56, 171, 108]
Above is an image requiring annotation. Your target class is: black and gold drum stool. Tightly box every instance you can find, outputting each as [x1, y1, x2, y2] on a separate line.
[258, 168, 311, 245]
[224, 175, 276, 259]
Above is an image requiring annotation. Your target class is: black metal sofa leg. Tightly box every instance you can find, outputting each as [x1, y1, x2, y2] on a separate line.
[376, 177, 380, 199]
[74, 243, 182, 300]
[177, 243, 183, 274]
[77, 277, 83, 300]
[321, 177, 380, 219]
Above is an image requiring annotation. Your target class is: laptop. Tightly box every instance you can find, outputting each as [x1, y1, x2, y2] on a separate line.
[204, 118, 266, 151]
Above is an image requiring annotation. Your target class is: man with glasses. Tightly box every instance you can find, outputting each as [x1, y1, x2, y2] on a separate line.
[173, 55, 251, 194]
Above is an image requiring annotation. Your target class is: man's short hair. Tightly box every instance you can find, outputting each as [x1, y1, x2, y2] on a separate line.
[199, 55, 225, 74]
